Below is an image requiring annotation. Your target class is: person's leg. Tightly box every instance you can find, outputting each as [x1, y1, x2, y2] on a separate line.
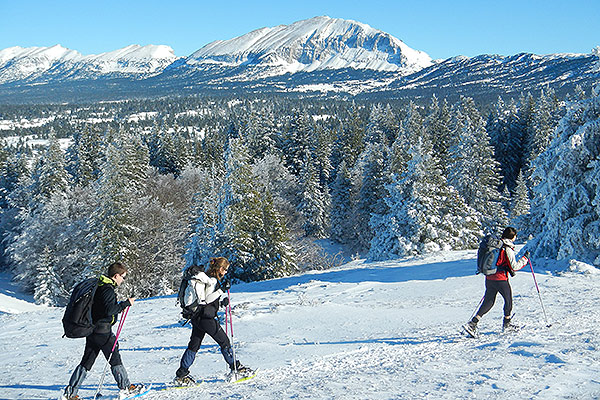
[473, 280, 500, 323]
[498, 281, 513, 317]
[176, 322, 205, 378]
[498, 281, 515, 330]
[65, 334, 103, 397]
[198, 317, 235, 367]
[63, 364, 87, 398]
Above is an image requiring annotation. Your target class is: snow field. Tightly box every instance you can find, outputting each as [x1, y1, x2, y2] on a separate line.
[1, 252, 599, 399]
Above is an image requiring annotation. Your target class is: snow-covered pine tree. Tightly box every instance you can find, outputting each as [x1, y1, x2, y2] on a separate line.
[390, 102, 425, 176]
[0, 152, 30, 267]
[34, 246, 63, 306]
[67, 125, 103, 187]
[90, 126, 149, 273]
[331, 103, 365, 174]
[364, 104, 387, 145]
[448, 97, 507, 233]
[369, 137, 480, 260]
[525, 88, 563, 182]
[28, 132, 70, 209]
[355, 141, 389, 252]
[487, 97, 525, 192]
[511, 170, 530, 221]
[281, 110, 313, 177]
[148, 122, 189, 176]
[210, 138, 297, 282]
[184, 166, 222, 269]
[526, 85, 600, 264]
[330, 160, 354, 244]
[244, 106, 279, 160]
[297, 153, 327, 238]
[425, 96, 453, 171]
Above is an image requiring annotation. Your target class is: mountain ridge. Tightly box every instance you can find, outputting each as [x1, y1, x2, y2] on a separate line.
[0, 16, 598, 103]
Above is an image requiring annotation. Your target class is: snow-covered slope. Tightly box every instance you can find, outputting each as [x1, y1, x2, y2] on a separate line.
[0, 44, 177, 83]
[187, 16, 432, 74]
[2, 251, 599, 399]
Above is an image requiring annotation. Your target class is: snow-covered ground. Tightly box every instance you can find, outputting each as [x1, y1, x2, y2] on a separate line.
[1, 251, 600, 400]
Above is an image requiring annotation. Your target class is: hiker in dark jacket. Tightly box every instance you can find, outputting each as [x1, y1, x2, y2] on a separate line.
[464, 227, 530, 337]
[61, 262, 143, 400]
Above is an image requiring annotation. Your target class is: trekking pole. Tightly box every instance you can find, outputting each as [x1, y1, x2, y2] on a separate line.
[226, 289, 238, 378]
[94, 306, 130, 399]
[528, 260, 551, 327]
[470, 295, 485, 320]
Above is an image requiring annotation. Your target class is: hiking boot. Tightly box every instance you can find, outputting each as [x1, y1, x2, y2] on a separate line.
[502, 317, 519, 332]
[229, 361, 254, 379]
[173, 374, 196, 387]
[60, 394, 80, 400]
[60, 386, 80, 400]
[462, 320, 478, 338]
[119, 384, 145, 399]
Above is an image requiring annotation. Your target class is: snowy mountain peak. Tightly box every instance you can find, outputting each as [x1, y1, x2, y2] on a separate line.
[187, 16, 432, 74]
[0, 44, 178, 84]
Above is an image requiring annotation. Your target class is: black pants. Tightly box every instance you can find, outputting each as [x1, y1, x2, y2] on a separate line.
[80, 329, 122, 371]
[476, 279, 513, 318]
[187, 317, 230, 352]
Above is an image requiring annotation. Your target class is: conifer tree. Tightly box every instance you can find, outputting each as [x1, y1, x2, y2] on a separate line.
[28, 132, 70, 209]
[198, 138, 297, 282]
[68, 125, 103, 186]
[526, 85, 600, 263]
[369, 138, 480, 260]
[90, 126, 149, 271]
[281, 110, 313, 177]
[297, 153, 327, 238]
[511, 171, 530, 220]
[331, 103, 365, 172]
[448, 97, 507, 233]
[330, 160, 354, 244]
[425, 96, 453, 170]
[355, 142, 389, 252]
[34, 246, 62, 306]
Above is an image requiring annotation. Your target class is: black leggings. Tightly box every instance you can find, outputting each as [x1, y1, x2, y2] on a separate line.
[476, 279, 513, 318]
[187, 317, 230, 352]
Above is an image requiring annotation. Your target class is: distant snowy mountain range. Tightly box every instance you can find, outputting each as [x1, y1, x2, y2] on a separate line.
[0, 44, 176, 83]
[0, 16, 598, 103]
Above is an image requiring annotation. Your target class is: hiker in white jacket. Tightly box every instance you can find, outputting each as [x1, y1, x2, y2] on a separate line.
[174, 257, 251, 386]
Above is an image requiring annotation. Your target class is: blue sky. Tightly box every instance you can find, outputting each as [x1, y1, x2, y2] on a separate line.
[1, 0, 598, 60]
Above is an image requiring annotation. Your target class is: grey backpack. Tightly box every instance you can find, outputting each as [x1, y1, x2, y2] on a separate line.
[476, 235, 504, 275]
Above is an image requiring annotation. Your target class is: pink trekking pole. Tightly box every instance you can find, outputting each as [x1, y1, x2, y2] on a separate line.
[226, 289, 238, 377]
[528, 260, 551, 327]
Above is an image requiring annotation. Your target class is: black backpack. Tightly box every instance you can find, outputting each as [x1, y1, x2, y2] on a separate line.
[177, 265, 203, 320]
[476, 235, 504, 275]
[62, 277, 98, 338]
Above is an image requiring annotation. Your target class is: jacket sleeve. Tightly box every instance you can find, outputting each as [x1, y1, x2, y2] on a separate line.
[505, 246, 528, 272]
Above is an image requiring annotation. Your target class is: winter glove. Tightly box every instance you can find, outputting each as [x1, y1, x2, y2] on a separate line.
[523, 250, 530, 259]
[219, 279, 231, 291]
[220, 297, 229, 308]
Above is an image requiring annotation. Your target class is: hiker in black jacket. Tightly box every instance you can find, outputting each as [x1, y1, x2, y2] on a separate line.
[61, 262, 143, 400]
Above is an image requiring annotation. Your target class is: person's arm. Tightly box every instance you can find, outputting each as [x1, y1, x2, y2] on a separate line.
[505, 246, 528, 272]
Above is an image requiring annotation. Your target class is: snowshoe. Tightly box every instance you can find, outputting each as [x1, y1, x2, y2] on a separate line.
[173, 374, 197, 387]
[59, 394, 80, 400]
[118, 384, 147, 399]
[228, 363, 257, 383]
[462, 321, 479, 338]
[59, 386, 80, 400]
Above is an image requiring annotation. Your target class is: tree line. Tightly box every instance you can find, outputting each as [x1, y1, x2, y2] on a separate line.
[1, 86, 595, 306]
